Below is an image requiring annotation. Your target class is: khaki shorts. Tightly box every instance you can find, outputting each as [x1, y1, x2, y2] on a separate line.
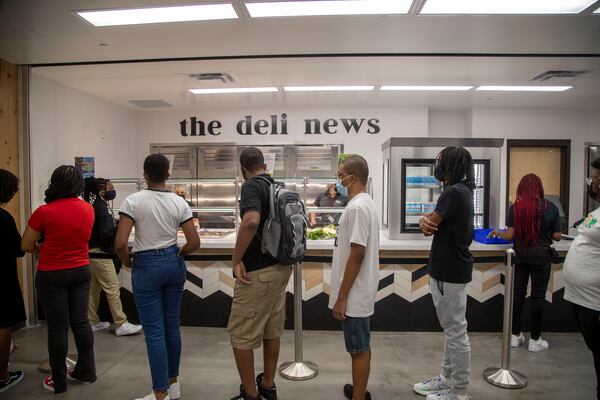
[227, 264, 292, 350]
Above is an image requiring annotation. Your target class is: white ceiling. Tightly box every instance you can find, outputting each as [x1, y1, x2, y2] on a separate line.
[1, 0, 600, 65]
[32, 56, 600, 110]
[5, 0, 600, 110]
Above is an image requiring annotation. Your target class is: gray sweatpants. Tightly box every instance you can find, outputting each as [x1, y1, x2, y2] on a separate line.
[430, 277, 471, 396]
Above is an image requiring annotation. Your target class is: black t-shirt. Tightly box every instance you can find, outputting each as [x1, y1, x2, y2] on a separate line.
[428, 183, 474, 284]
[239, 174, 278, 272]
[506, 199, 561, 262]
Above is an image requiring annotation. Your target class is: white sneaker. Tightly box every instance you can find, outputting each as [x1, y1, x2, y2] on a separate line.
[511, 333, 525, 347]
[134, 393, 171, 400]
[91, 321, 110, 332]
[426, 390, 469, 400]
[168, 380, 180, 400]
[414, 375, 451, 396]
[528, 337, 549, 352]
[116, 322, 143, 337]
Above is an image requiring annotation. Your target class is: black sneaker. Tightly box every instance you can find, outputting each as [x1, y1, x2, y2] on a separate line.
[231, 384, 263, 400]
[343, 383, 372, 400]
[256, 373, 277, 400]
[0, 371, 24, 393]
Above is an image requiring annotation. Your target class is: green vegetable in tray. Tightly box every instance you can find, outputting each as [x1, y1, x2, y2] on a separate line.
[307, 224, 337, 240]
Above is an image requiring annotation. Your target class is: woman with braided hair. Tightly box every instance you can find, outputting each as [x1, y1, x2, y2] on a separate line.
[492, 174, 562, 352]
[83, 177, 141, 337]
[21, 165, 97, 393]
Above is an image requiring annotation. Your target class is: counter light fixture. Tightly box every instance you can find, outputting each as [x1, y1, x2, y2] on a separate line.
[421, 0, 596, 14]
[381, 86, 473, 91]
[245, 0, 411, 17]
[284, 86, 375, 91]
[76, 4, 238, 27]
[476, 86, 573, 92]
[189, 87, 278, 94]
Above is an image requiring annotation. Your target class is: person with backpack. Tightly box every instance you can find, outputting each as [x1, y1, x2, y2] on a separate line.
[228, 147, 294, 400]
[329, 155, 380, 400]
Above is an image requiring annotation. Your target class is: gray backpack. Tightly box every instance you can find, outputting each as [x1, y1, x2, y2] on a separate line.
[255, 176, 307, 265]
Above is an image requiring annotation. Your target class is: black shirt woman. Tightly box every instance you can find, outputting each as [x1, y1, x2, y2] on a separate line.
[493, 173, 561, 352]
[0, 169, 26, 393]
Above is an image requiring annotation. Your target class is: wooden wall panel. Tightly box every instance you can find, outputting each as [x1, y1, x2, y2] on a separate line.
[0, 58, 22, 286]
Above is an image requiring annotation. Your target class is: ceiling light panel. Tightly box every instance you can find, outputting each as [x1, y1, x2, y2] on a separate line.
[245, 0, 411, 17]
[421, 0, 596, 14]
[476, 86, 573, 92]
[76, 4, 238, 27]
[284, 86, 375, 91]
[190, 87, 278, 94]
[381, 86, 473, 91]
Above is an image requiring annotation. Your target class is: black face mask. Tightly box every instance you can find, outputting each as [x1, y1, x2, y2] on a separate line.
[434, 164, 445, 182]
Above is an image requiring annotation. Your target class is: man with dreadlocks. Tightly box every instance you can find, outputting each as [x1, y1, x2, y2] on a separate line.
[492, 174, 561, 352]
[413, 147, 475, 400]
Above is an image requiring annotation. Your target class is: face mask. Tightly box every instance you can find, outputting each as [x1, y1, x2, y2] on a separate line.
[104, 190, 117, 201]
[336, 175, 352, 197]
[434, 164, 445, 182]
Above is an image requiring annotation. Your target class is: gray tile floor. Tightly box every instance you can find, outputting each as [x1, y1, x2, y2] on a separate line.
[3, 326, 595, 399]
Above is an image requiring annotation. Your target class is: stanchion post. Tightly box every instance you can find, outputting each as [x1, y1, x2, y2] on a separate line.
[483, 248, 528, 389]
[279, 263, 319, 380]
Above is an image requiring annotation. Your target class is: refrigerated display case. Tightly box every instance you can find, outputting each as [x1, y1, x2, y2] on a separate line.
[383, 138, 502, 239]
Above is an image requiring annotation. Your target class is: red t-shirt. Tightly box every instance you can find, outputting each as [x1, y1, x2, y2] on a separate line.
[28, 197, 95, 271]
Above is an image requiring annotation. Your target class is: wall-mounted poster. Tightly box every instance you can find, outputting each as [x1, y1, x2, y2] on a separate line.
[75, 157, 95, 178]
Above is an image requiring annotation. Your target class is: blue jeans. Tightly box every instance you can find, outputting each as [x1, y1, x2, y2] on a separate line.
[132, 245, 186, 391]
[342, 317, 371, 354]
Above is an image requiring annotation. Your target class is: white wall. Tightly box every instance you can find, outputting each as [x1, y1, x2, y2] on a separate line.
[30, 74, 137, 207]
[28, 76, 600, 230]
[134, 107, 429, 215]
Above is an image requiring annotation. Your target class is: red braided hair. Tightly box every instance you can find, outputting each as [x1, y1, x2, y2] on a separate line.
[513, 174, 546, 252]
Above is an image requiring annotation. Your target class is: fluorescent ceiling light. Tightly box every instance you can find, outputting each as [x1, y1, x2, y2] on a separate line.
[595, 6, 600, 13]
[246, 0, 411, 17]
[190, 87, 278, 94]
[476, 86, 573, 92]
[421, 0, 596, 14]
[381, 86, 473, 91]
[284, 86, 375, 91]
[76, 4, 238, 27]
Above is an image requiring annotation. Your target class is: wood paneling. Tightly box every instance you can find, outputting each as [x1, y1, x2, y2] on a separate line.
[0, 59, 22, 286]
[0, 59, 19, 220]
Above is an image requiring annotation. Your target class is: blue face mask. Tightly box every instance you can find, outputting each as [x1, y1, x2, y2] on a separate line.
[336, 175, 351, 197]
[434, 164, 445, 182]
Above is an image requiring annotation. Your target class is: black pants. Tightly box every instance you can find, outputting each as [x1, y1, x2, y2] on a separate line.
[512, 262, 551, 340]
[36, 265, 96, 393]
[572, 303, 600, 399]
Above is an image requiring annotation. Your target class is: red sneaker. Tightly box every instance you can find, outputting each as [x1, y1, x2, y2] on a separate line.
[42, 376, 54, 392]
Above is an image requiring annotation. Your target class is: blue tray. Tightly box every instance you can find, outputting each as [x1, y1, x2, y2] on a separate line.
[474, 228, 512, 244]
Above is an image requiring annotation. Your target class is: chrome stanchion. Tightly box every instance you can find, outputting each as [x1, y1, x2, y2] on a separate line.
[483, 248, 528, 389]
[279, 263, 318, 380]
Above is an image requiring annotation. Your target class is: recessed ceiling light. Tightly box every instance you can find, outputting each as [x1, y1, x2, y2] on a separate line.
[421, 0, 596, 14]
[245, 0, 411, 17]
[284, 86, 375, 91]
[76, 4, 238, 27]
[381, 86, 473, 91]
[476, 86, 573, 92]
[190, 87, 278, 94]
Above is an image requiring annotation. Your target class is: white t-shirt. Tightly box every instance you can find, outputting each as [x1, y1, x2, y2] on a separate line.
[328, 192, 380, 318]
[119, 189, 193, 253]
[563, 207, 600, 311]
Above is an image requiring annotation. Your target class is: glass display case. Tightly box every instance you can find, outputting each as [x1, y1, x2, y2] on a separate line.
[382, 137, 503, 239]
